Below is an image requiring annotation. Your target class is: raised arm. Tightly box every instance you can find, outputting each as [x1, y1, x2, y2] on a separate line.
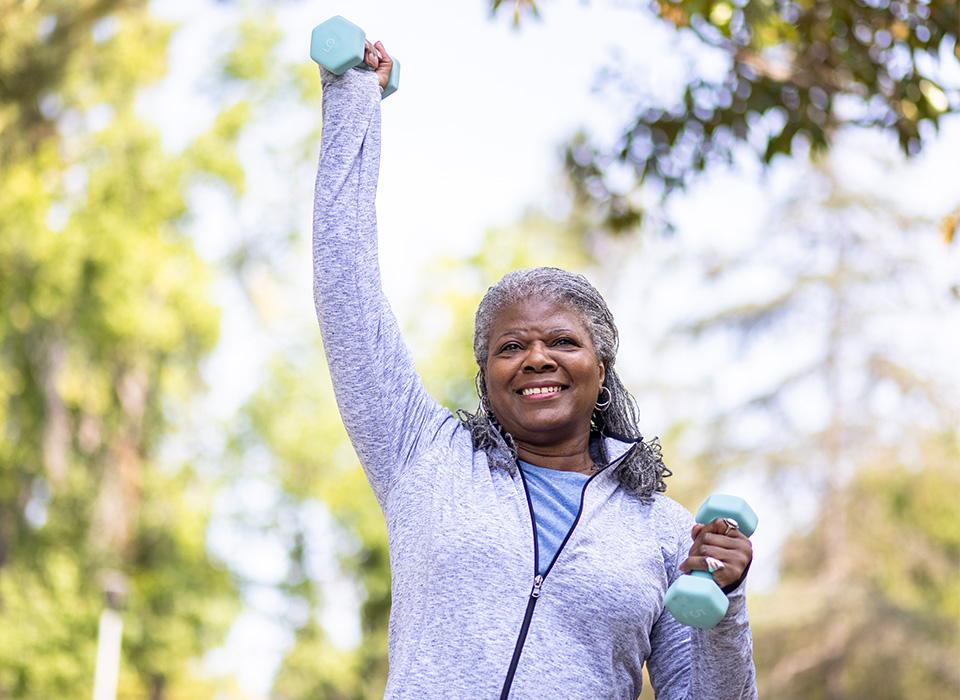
[312, 62, 446, 504]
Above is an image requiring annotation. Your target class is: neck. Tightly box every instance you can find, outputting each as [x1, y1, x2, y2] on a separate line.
[516, 440, 595, 474]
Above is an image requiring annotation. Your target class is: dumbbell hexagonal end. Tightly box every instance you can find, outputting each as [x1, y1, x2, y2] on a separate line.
[664, 572, 729, 629]
[695, 493, 758, 537]
[310, 16, 365, 75]
[381, 58, 400, 99]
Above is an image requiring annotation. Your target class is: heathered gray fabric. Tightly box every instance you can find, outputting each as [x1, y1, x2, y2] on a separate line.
[313, 67, 758, 700]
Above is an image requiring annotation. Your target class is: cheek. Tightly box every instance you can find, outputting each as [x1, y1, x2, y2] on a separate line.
[483, 361, 511, 395]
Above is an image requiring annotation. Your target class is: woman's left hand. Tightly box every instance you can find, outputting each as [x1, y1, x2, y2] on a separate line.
[679, 517, 753, 590]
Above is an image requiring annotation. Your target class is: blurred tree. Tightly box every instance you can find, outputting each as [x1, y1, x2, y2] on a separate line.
[751, 431, 959, 698]
[0, 1, 247, 697]
[660, 153, 958, 492]
[492, 0, 960, 232]
[234, 355, 392, 700]
[632, 148, 960, 694]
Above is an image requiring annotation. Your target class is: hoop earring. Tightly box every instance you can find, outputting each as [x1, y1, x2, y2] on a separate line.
[595, 386, 612, 412]
[480, 394, 493, 415]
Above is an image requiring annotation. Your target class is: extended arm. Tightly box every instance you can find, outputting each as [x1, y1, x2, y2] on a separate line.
[312, 65, 444, 503]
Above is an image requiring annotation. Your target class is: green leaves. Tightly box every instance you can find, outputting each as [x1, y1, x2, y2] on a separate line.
[490, 0, 541, 25]
[0, 2, 242, 697]
[221, 14, 283, 82]
[492, 0, 960, 232]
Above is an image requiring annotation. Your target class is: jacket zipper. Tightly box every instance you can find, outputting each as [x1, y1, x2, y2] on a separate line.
[498, 463, 600, 700]
[498, 573, 542, 700]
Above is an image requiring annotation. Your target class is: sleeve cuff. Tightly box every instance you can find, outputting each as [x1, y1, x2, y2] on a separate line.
[722, 560, 751, 595]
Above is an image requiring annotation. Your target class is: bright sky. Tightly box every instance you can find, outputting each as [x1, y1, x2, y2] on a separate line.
[142, 1, 960, 695]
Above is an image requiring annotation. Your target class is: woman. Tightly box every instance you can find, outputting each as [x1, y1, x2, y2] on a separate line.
[313, 41, 756, 700]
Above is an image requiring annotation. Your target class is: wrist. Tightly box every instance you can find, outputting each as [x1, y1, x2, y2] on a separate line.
[721, 560, 751, 595]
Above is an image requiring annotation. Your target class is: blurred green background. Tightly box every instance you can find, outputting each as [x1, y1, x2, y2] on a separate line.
[1, 1, 958, 698]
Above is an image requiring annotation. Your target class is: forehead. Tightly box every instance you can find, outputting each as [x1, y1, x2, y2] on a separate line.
[489, 297, 590, 338]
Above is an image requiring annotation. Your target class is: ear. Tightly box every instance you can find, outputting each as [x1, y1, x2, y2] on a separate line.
[598, 361, 606, 386]
[477, 368, 488, 398]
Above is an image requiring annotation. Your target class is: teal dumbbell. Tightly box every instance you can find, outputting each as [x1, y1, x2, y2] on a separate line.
[664, 494, 758, 629]
[310, 16, 400, 99]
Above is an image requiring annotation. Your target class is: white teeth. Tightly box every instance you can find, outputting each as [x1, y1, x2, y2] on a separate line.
[521, 386, 563, 396]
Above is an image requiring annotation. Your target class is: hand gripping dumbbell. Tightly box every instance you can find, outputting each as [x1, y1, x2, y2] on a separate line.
[663, 494, 758, 629]
[310, 16, 401, 99]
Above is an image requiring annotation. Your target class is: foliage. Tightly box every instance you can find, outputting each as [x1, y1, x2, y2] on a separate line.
[627, 145, 960, 695]
[492, 0, 960, 232]
[751, 432, 960, 698]
[0, 1, 246, 696]
[491, 0, 541, 24]
[658, 151, 959, 491]
[233, 351, 392, 700]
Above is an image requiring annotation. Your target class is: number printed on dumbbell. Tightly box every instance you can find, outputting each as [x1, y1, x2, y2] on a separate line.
[324, 38, 335, 52]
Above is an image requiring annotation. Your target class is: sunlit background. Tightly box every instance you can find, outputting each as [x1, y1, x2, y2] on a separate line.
[2, 0, 958, 698]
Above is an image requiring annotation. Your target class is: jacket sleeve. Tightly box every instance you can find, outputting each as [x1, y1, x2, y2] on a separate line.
[646, 513, 758, 700]
[312, 67, 450, 506]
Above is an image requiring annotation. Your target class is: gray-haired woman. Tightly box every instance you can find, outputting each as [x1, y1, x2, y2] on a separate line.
[313, 42, 757, 700]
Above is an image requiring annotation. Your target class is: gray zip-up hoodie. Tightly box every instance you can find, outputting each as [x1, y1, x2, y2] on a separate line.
[313, 66, 757, 700]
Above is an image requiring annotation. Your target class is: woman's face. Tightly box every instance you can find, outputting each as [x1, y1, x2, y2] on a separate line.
[482, 297, 605, 451]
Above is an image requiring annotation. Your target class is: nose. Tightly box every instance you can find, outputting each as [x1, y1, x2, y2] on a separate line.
[523, 342, 556, 372]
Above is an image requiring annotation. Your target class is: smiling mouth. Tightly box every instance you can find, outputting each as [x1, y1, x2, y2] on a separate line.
[519, 386, 565, 396]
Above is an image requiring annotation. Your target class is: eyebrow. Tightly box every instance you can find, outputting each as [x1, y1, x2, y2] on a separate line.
[495, 327, 578, 341]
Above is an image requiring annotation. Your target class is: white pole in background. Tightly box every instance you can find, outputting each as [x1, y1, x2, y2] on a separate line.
[92, 607, 123, 700]
[92, 571, 127, 700]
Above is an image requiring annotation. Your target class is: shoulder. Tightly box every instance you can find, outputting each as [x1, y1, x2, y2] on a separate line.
[645, 493, 695, 542]
[651, 492, 694, 520]
[605, 481, 694, 543]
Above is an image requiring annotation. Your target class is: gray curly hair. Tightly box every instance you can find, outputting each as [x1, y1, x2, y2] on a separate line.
[458, 267, 669, 503]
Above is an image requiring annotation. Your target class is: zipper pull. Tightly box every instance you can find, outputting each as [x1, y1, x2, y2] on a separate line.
[531, 575, 543, 599]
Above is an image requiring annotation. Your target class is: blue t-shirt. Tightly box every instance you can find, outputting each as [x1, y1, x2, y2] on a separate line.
[518, 460, 590, 574]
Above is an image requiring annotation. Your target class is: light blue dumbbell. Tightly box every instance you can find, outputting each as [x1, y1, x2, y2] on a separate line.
[664, 494, 758, 629]
[310, 16, 401, 99]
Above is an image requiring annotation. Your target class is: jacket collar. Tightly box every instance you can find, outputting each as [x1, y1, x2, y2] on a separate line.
[601, 433, 638, 467]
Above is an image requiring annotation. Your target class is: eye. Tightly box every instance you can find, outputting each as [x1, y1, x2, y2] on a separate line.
[498, 341, 522, 353]
[553, 337, 577, 347]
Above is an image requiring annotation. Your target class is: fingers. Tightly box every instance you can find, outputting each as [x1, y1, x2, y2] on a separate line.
[362, 41, 392, 92]
[374, 41, 391, 66]
[679, 518, 753, 589]
[363, 40, 380, 69]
